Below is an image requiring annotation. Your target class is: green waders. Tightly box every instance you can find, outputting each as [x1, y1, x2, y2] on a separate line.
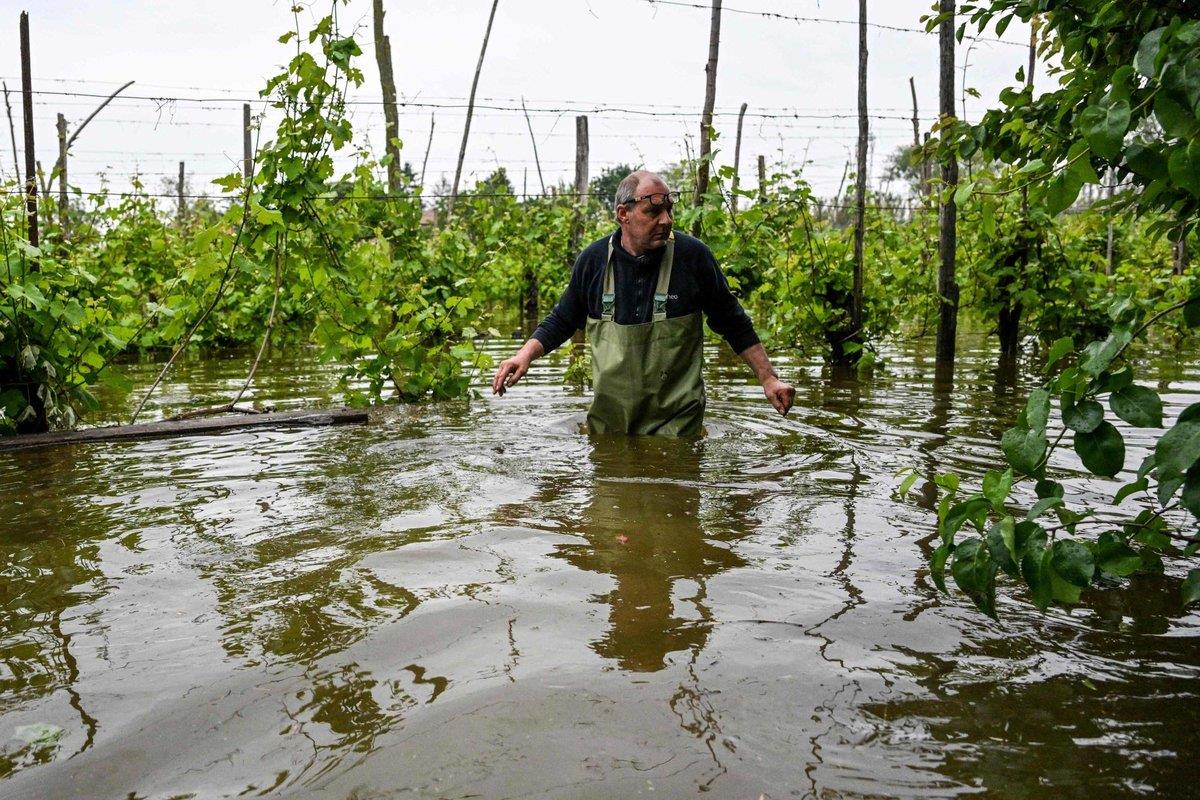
[584, 234, 706, 437]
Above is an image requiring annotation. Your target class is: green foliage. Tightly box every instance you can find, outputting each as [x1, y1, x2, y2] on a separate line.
[916, 296, 1200, 615]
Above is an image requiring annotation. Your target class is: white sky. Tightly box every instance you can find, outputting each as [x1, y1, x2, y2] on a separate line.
[0, 0, 1036, 200]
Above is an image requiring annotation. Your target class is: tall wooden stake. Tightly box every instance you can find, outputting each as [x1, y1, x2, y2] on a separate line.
[372, 0, 401, 195]
[568, 116, 590, 348]
[242, 103, 252, 181]
[449, 0, 500, 216]
[178, 161, 187, 223]
[935, 0, 959, 365]
[20, 11, 37, 248]
[851, 0, 868, 340]
[731, 101, 747, 217]
[420, 113, 435, 189]
[909, 76, 925, 197]
[56, 113, 66, 234]
[3, 82, 18, 186]
[521, 97, 546, 194]
[757, 154, 766, 202]
[692, 0, 722, 236]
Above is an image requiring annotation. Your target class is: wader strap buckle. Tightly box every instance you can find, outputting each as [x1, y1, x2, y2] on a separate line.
[602, 292, 615, 320]
[652, 292, 668, 320]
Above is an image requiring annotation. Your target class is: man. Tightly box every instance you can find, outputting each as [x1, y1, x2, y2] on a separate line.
[491, 170, 795, 436]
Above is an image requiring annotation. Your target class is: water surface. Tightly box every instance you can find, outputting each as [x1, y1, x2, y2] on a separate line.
[1, 336, 1197, 798]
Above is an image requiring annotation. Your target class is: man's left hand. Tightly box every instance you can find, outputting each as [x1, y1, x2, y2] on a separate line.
[763, 377, 796, 416]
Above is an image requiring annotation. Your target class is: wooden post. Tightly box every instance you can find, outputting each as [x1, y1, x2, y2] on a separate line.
[731, 101, 747, 217]
[922, 132, 932, 195]
[909, 76, 924, 197]
[178, 161, 187, 223]
[20, 11, 37, 249]
[935, 0, 959, 365]
[521, 97, 546, 195]
[568, 115, 589, 348]
[3, 82, 18, 187]
[56, 113, 66, 235]
[372, 0, 401, 195]
[757, 155, 766, 202]
[851, 0, 868, 341]
[420, 113, 434, 189]
[448, 0, 500, 216]
[242, 103, 252, 181]
[691, 0, 722, 237]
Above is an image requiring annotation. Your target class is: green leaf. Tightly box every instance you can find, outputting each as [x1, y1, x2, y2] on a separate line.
[1135, 27, 1167, 78]
[1044, 169, 1082, 215]
[930, 543, 950, 593]
[1064, 399, 1104, 433]
[1155, 91, 1199, 139]
[934, 472, 960, 493]
[1184, 295, 1200, 328]
[1110, 385, 1163, 428]
[896, 471, 920, 500]
[1074, 421, 1126, 477]
[1024, 388, 1051, 432]
[1002, 425, 1048, 475]
[1051, 539, 1095, 587]
[1125, 141, 1169, 181]
[1169, 146, 1200, 197]
[951, 537, 998, 617]
[1155, 420, 1200, 483]
[1079, 329, 1132, 376]
[1114, 477, 1149, 505]
[986, 516, 1019, 577]
[1094, 531, 1143, 578]
[940, 497, 991, 544]
[1180, 402, 1200, 424]
[982, 467, 1013, 511]
[954, 180, 975, 205]
[1180, 466, 1200, 519]
[1025, 495, 1064, 521]
[1079, 100, 1131, 161]
[1036, 479, 1065, 500]
[1044, 336, 1074, 371]
[1050, 569, 1083, 604]
[1183, 569, 1200, 607]
[1021, 539, 1053, 611]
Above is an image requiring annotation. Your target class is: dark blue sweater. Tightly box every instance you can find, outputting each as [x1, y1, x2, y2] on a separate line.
[531, 229, 760, 355]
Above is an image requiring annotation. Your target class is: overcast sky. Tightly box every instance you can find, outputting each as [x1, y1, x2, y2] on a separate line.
[0, 1, 1036, 201]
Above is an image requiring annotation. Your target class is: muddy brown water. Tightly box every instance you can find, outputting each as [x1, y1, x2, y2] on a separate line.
[1, 336, 1197, 799]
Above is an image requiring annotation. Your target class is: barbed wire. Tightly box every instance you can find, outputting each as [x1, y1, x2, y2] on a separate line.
[20, 89, 936, 122]
[639, 0, 1026, 48]
[0, 185, 926, 211]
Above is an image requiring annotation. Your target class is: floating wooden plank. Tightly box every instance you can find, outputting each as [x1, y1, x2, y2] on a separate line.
[0, 407, 368, 453]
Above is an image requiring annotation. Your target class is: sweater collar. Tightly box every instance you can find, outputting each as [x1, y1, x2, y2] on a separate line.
[612, 229, 665, 266]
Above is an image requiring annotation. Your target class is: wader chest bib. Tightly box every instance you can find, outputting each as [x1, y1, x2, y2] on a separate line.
[584, 234, 705, 436]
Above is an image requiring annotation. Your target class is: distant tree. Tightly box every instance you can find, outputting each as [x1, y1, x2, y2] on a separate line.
[589, 163, 640, 208]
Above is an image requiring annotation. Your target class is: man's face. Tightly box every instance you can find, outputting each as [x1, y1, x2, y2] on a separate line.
[617, 178, 674, 253]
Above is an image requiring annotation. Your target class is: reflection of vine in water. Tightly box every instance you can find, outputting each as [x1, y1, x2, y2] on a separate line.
[0, 448, 116, 773]
[667, 623, 728, 793]
[278, 658, 448, 792]
[800, 368, 869, 797]
[902, 362, 955, 623]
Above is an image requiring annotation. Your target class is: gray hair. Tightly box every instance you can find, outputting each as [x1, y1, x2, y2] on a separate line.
[613, 172, 642, 213]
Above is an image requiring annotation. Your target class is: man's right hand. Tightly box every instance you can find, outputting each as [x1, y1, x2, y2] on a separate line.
[491, 339, 544, 395]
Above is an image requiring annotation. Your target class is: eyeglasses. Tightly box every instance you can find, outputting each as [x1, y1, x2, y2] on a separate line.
[626, 191, 680, 211]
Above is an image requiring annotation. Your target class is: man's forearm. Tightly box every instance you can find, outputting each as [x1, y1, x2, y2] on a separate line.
[737, 343, 779, 384]
[517, 338, 545, 363]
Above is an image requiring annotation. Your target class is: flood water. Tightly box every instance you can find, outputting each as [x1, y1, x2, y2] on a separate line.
[1, 335, 1198, 799]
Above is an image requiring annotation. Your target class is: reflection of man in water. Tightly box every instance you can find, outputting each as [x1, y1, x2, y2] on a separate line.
[553, 437, 746, 672]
